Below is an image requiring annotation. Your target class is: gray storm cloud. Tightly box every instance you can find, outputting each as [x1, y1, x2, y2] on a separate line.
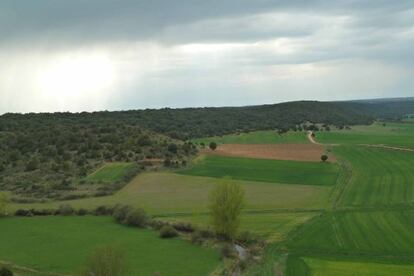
[0, 0, 413, 113]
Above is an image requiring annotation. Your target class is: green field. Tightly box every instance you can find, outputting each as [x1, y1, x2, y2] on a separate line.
[179, 155, 339, 186]
[85, 162, 137, 183]
[12, 172, 331, 214]
[303, 257, 414, 276]
[287, 210, 414, 256]
[333, 146, 414, 207]
[316, 122, 414, 148]
[162, 212, 318, 242]
[0, 216, 219, 275]
[192, 130, 309, 144]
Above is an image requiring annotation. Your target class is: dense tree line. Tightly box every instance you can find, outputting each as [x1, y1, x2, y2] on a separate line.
[1, 100, 412, 141]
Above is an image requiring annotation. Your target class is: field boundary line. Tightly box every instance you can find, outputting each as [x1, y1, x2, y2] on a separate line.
[359, 144, 414, 152]
[0, 260, 67, 276]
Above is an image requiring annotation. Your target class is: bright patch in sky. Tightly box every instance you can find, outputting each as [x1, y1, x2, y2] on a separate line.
[36, 53, 116, 104]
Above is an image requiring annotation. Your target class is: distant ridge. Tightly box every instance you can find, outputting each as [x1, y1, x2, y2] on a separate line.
[2, 98, 414, 139]
[347, 97, 414, 104]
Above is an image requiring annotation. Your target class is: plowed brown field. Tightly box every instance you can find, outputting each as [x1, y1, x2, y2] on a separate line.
[204, 143, 335, 162]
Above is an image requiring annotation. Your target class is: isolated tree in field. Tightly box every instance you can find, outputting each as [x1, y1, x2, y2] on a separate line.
[82, 245, 126, 276]
[209, 142, 217, 151]
[209, 181, 245, 240]
[321, 155, 328, 162]
[0, 192, 9, 217]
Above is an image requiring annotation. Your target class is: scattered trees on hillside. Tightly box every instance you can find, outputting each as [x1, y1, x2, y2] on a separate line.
[209, 180, 245, 240]
[209, 142, 217, 151]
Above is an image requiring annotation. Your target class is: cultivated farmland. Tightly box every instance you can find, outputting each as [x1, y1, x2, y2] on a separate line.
[179, 155, 340, 186]
[316, 121, 414, 148]
[204, 143, 332, 162]
[333, 146, 414, 207]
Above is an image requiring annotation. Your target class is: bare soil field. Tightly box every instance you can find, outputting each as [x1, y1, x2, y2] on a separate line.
[203, 143, 335, 162]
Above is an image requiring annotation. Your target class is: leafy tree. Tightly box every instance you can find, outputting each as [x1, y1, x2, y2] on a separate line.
[0, 192, 9, 217]
[25, 158, 39, 171]
[209, 180, 245, 240]
[81, 245, 126, 276]
[209, 142, 217, 151]
[321, 155, 328, 162]
[167, 143, 178, 154]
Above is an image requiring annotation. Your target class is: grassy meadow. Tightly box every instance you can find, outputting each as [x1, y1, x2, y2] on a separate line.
[12, 172, 331, 214]
[192, 130, 309, 144]
[84, 162, 137, 183]
[0, 216, 219, 276]
[179, 155, 339, 186]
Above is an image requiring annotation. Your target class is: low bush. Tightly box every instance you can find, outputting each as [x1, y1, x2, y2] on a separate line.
[30, 209, 55, 216]
[190, 229, 216, 244]
[94, 205, 114, 216]
[159, 225, 178, 239]
[172, 222, 194, 233]
[14, 209, 33, 217]
[147, 219, 167, 230]
[77, 208, 89, 216]
[0, 267, 13, 276]
[221, 243, 237, 259]
[236, 231, 257, 245]
[112, 205, 133, 224]
[58, 204, 74, 216]
[190, 231, 204, 245]
[124, 208, 147, 228]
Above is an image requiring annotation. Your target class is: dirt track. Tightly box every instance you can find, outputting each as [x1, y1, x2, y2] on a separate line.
[204, 143, 334, 162]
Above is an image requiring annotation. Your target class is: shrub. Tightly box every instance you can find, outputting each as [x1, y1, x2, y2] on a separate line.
[58, 204, 74, 216]
[190, 229, 215, 244]
[124, 208, 147, 228]
[81, 245, 126, 276]
[112, 205, 133, 224]
[321, 155, 328, 162]
[159, 225, 178, 239]
[30, 209, 54, 216]
[237, 231, 257, 245]
[147, 219, 167, 230]
[15, 209, 33, 217]
[221, 243, 237, 259]
[0, 267, 13, 276]
[77, 208, 89, 216]
[172, 222, 194, 233]
[94, 205, 113, 216]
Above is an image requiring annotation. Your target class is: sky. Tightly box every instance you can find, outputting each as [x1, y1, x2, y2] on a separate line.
[1, 0, 413, 114]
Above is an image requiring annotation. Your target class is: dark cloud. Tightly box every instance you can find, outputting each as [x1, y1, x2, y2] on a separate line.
[0, 0, 412, 46]
[0, 0, 413, 113]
